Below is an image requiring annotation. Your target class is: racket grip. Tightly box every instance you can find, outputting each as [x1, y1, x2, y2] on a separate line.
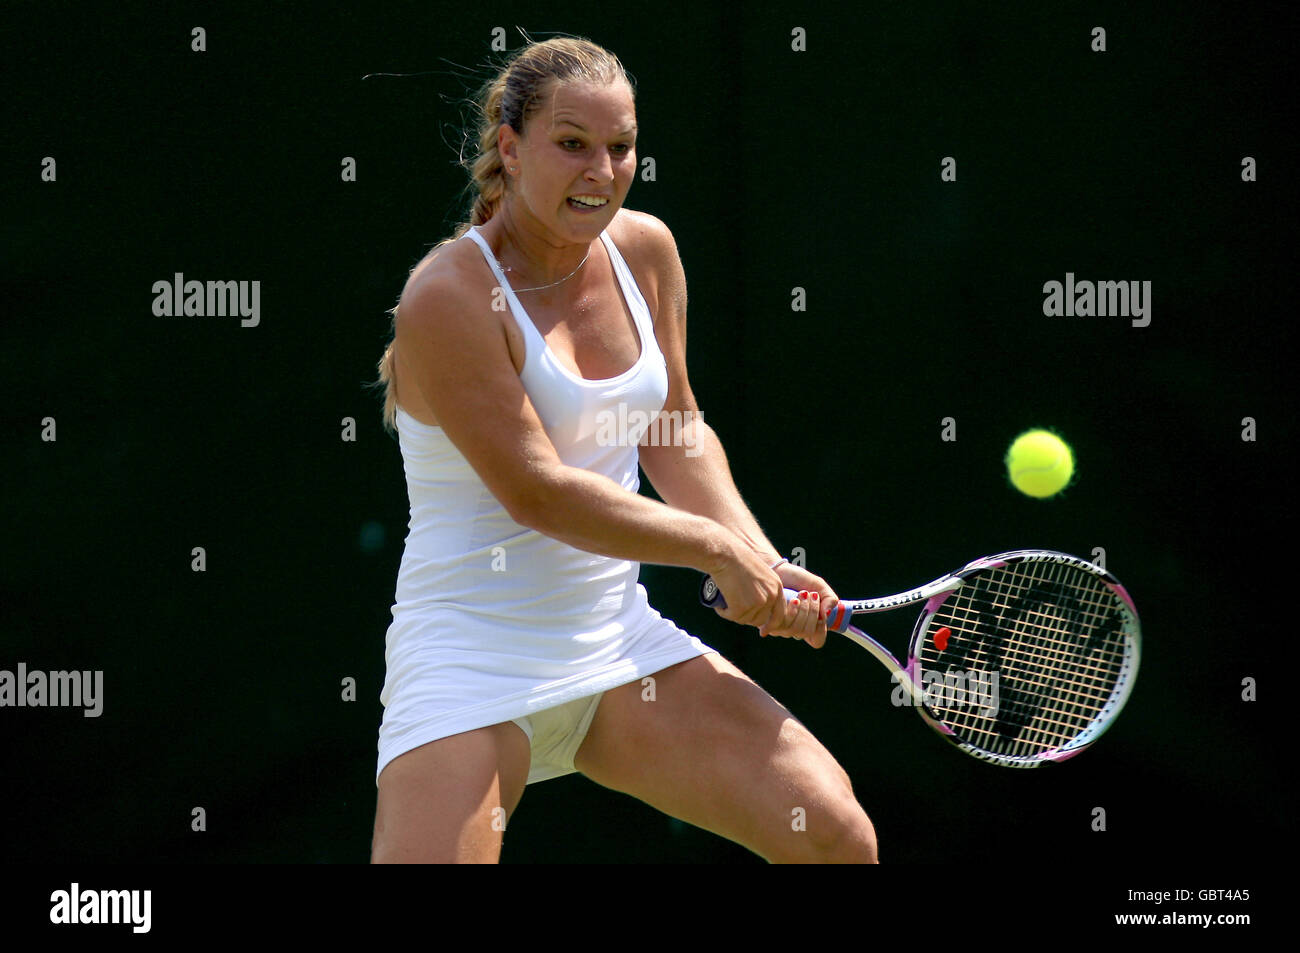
[699, 575, 850, 632]
[700, 575, 800, 608]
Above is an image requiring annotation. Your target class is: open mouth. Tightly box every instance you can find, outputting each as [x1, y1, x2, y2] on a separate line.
[567, 195, 609, 211]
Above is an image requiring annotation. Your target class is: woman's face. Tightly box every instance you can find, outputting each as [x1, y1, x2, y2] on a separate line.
[503, 79, 638, 242]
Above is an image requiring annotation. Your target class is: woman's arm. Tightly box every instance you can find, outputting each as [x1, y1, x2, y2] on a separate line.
[628, 213, 839, 645]
[393, 242, 789, 632]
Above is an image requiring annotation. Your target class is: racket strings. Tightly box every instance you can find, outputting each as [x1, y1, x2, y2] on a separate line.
[933, 609, 1123, 693]
[946, 595, 1121, 755]
[930, 589, 1123, 706]
[959, 590, 1124, 756]
[917, 560, 1132, 760]
[936, 605, 1123, 705]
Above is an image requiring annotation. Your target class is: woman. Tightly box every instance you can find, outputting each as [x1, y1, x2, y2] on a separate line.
[372, 36, 877, 863]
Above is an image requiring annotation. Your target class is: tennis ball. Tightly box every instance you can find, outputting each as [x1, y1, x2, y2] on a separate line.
[1006, 429, 1074, 498]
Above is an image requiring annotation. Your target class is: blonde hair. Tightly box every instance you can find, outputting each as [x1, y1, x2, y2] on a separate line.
[375, 36, 634, 434]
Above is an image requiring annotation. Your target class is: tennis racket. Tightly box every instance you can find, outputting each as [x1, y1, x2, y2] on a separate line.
[700, 549, 1140, 768]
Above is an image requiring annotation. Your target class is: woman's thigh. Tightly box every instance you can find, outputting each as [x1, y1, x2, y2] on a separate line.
[371, 721, 531, 863]
[574, 653, 877, 863]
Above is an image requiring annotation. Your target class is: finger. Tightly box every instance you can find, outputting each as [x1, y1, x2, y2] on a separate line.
[791, 590, 821, 643]
[789, 590, 814, 638]
[792, 591, 815, 640]
[804, 590, 821, 642]
[740, 579, 784, 629]
[759, 590, 797, 638]
[768, 590, 811, 639]
[755, 593, 783, 637]
[807, 608, 828, 649]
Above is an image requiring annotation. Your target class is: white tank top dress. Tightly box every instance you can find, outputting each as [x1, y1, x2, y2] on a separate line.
[376, 224, 715, 784]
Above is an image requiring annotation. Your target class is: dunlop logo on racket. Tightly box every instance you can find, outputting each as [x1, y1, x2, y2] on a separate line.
[700, 550, 1140, 768]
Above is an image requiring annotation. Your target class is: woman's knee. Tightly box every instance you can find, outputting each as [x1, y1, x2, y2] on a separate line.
[771, 733, 878, 863]
[809, 803, 878, 863]
[772, 789, 878, 863]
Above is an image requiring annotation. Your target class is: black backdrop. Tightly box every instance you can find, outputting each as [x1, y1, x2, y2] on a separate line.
[3, 0, 1292, 882]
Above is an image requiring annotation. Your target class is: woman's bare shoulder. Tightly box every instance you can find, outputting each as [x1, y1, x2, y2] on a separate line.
[609, 207, 676, 259]
[607, 207, 682, 316]
[395, 234, 505, 342]
[403, 233, 488, 299]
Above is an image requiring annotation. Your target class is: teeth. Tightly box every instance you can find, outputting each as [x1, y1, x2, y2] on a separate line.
[570, 195, 608, 207]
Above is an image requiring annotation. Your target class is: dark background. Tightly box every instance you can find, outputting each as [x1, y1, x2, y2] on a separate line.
[2, 0, 1291, 868]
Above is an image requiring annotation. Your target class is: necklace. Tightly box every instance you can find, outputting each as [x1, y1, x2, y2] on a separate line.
[498, 248, 591, 293]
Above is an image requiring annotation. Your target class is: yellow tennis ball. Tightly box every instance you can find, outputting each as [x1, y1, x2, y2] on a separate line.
[1006, 430, 1074, 498]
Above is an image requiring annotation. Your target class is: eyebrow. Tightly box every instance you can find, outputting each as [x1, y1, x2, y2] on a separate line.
[554, 120, 637, 136]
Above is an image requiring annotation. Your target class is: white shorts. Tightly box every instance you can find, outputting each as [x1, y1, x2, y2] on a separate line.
[510, 691, 606, 784]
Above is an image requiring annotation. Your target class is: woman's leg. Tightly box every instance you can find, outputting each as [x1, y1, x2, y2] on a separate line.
[574, 653, 878, 863]
[371, 721, 531, 863]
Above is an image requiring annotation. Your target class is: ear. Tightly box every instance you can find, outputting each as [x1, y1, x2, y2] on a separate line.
[498, 124, 521, 172]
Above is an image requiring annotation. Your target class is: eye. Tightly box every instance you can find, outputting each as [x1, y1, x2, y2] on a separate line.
[561, 138, 584, 151]
[611, 143, 632, 156]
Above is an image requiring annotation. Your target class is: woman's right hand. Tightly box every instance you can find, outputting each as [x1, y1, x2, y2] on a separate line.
[705, 543, 788, 631]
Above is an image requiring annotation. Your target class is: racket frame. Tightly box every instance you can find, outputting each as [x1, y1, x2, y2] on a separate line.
[701, 549, 1141, 768]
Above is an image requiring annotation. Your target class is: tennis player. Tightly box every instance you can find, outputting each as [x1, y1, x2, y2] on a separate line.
[371, 36, 877, 863]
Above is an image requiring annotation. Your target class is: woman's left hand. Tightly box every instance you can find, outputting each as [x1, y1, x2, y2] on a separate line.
[758, 562, 841, 649]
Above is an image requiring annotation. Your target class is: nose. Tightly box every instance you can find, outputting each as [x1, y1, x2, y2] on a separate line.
[585, 149, 615, 184]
